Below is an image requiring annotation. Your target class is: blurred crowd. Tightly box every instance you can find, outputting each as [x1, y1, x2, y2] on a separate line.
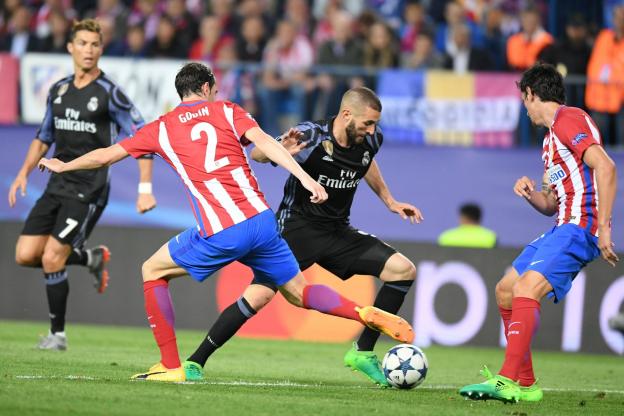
[1, 0, 624, 144]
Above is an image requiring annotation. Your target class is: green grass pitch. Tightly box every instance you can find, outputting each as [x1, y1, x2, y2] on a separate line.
[1, 320, 622, 415]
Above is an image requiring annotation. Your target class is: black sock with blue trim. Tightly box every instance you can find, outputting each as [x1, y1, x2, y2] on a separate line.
[187, 297, 256, 367]
[44, 269, 69, 334]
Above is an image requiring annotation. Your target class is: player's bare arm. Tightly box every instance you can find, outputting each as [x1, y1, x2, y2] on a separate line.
[250, 128, 307, 163]
[364, 160, 423, 224]
[513, 174, 557, 216]
[8, 139, 50, 207]
[38, 144, 129, 173]
[245, 127, 328, 204]
[136, 158, 157, 214]
[583, 145, 619, 266]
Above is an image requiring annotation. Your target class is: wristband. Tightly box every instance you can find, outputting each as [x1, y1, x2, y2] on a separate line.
[138, 182, 152, 194]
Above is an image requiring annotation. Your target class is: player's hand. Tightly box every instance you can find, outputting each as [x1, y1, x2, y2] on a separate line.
[388, 200, 423, 224]
[301, 177, 328, 204]
[38, 158, 65, 174]
[136, 193, 157, 214]
[280, 128, 308, 157]
[598, 226, 619, 267]
[8, 175, 27, 208]
[514, 176, 535, 199]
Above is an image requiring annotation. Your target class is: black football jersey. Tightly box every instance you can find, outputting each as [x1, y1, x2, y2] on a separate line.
[276, 117, 382, 227]
[36, 72, 146, 205]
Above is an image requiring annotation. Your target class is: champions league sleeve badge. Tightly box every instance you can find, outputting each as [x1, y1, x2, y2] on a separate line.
[54, 83, 69, 104]
[322, 140, 333, 156]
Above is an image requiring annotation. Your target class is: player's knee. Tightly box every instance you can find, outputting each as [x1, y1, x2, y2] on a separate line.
[383, 255, 416, 282]
[15, 248, 40, 266]
[141, 259, 157, 281]
[41, 249, 66, 271]
[495, 280, 512, 306]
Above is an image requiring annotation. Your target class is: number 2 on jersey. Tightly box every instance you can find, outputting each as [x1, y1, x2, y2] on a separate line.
[191, 122, 230, 173]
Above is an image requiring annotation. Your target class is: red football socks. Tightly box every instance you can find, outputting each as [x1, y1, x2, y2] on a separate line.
[143, 279, 180, 369]
[499, 297, 541, 382]
[499, 305, 536, 386]
[302, 285, 364, 324]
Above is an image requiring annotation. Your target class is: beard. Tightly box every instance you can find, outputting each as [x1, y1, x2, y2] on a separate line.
[345, 120, 363, 146]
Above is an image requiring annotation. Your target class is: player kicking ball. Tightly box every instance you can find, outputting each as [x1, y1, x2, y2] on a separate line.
[459, 63, 618, 403]
[38, 62, 414, 382]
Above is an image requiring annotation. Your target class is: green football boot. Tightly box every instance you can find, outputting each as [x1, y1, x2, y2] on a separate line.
[183, 360, 204, 381]
[479, 365, 543, 402]
[519, 381, 544, 402]
[344, 343, 389, 387]
[459, 369, 520, 404]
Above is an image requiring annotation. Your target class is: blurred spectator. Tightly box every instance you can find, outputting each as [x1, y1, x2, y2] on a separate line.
[435, 1, 484, 54]
[145, 15, 186, 58]
[399, 0, 434, 54]
[164, 0, 198, 50]
[402, 30, 444, 69]
[0, 6, 38, 57]
[99, 15, 125, 56]
[36, 9, 69, 53]
[86, 0, 130, 44]
[1, 0, 23, 36]
[443, 23, 494, 73]
[438, 203, 497, 248]
[206, 0, 235, 34]
[586, 5, 624, 147]
[189, 15, 233, 62]
[539, 14, 591, 109]
[33, 0, 75, 39]
[482, 7, 507, 71]
[363, 21, 399, 68]
[128, 0, 161, 41]
[367, 0, 404, 29]
[311, 0, 339, 50]
[122, 24, 147, 58]
[506, 7, 553, 71]
[313, 10, 363, 119]
[235, 15, 267, 62]
[233, 0, 274, 35]
[258, 19, 314, 136]
[356, 10, 378, 41]
[214, 40, 256, 113]
[284, 0, 313, 38]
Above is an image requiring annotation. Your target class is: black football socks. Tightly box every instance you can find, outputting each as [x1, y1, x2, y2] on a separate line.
[44, 269, 69, 334]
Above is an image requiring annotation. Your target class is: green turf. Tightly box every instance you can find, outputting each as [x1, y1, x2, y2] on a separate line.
[0, 320, 622, 415]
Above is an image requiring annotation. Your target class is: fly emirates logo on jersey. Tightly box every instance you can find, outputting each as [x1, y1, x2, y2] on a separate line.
[318, 169, 360, 189]
[54, 108, 97, 133]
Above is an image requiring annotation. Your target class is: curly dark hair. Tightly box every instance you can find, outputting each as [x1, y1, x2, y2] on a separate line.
[517, 63, 566, 104]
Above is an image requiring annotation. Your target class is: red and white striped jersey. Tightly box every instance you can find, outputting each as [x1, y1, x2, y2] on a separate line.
[119, 100, 269, 237]
[543, 106, 601, 235]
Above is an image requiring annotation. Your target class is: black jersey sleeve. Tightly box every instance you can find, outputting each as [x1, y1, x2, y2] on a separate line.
[279, 121, 323, 164]
[365, 125, 383, 156]
[36, 85, 56, 145]
[108, 85, 152, 159]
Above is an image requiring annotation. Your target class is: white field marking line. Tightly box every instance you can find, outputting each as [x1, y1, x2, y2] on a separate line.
[13, 376, 624, 395]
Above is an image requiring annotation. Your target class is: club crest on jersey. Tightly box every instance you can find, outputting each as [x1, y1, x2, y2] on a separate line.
[87, 97, 98, 112]
[322, 140, 333, 156]
[362, 151, 370, 166]
[572, 133, 587, 146]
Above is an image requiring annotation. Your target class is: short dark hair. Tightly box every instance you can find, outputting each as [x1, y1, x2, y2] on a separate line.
[460, 203, 482, 223]
[69, 18, 102, 42]
[517, 63, 565, 104]
[343, 86, 382, 112]
[174, 62, 216, 99]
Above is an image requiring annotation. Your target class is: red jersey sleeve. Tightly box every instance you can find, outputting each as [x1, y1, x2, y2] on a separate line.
[229, 102, 259, 145]
[553, 108, 602, 159]
[118, 120, 160, 158]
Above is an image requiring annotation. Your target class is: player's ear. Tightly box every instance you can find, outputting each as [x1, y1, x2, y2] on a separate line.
[67, 41, 73, 54]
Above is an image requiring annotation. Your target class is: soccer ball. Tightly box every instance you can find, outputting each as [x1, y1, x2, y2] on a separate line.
[382, 344, 428, 389]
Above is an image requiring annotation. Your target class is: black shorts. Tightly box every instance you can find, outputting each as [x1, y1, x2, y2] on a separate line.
[21, 192, 104, 248]
[252, 213, 396, 290]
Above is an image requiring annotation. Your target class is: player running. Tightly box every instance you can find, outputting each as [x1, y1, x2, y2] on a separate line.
[8, 19, 155, 351]
[459, 63, 618, 403]
[183, 87, 422, 387]
[38, 62, 414, 382]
